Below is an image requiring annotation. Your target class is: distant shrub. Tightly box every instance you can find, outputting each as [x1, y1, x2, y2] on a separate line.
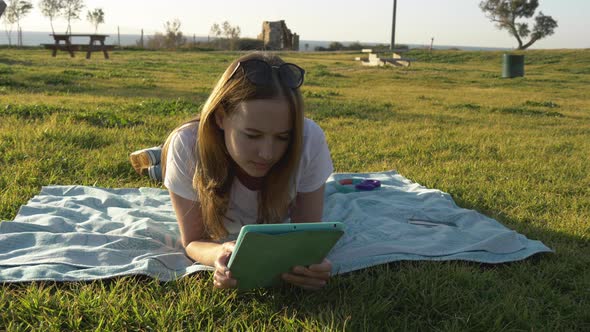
[141, 37, 263, 51]
[316, 42, 407, 52]
[328, 42, 344, 50]
[407, 50, 498, 64]
[145, 33, 168, 50]
[347, 42, 363, 50]
[235, 38, 265, 50]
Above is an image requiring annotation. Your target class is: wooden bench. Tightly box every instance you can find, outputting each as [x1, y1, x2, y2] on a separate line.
[43, 34, 115, 59]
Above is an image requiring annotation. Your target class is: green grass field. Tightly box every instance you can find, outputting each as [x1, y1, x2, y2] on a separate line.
[1, 47, 589, 331]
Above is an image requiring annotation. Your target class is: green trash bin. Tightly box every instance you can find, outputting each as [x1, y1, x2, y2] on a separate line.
[502, 54, 525, 78]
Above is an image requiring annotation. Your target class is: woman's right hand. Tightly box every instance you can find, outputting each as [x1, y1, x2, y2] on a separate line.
[213, 241, 237, 289]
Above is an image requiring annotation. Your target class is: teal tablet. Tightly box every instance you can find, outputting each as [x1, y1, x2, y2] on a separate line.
[227, 222, 345, 290]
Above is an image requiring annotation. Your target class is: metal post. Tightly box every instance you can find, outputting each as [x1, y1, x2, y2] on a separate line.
[390, 0, 397, 51]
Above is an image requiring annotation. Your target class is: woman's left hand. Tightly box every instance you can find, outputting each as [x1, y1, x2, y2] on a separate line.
[281, 258, 332, 290]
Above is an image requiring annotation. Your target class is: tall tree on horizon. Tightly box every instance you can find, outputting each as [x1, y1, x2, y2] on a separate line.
[86, 7, 104, 33]
[164, 18, 185, 48]
[209, 23, 221, 39]
[221, 21, 240, 51]
[2, 0, 32, 46]
[479, 0, 558, 50]
[14, 0, 32, 46]
[39, 0, 63, 34]
[209, 23, 221, 49]
[62, 0, 83, 34]
[2, 1, 16, 46]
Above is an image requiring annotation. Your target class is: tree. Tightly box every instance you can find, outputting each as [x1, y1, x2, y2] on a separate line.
[209, 23, 222, 49]
[144, 19, 186, 49]
[2, 1, 16, 46]
[14, 0, 31, 46]
[145, 32, 166, 49]
[209, 23, 221, 39]
[163, 18, 185, 48]
[348, 41, 363, 50]
[38, 0, 63, 34]
[62, 0, 83, 34]
[86, 7, 103, 33]
[221, 21, 240, 50]
[328, 41, 344, 50]
[2, 0, 32, 46]
[208, 21, 240, 50]
[479, 0, 558, 50]
[221, 21, 240, 40]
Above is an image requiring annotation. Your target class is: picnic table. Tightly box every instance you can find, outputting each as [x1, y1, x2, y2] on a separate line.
[42, 34, 115, 59]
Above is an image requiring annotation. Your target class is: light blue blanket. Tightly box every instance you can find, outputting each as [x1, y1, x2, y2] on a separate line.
[0, 171, 552, 282]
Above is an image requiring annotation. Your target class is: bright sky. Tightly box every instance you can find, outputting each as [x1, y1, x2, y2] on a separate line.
[18, 0, 590, 49]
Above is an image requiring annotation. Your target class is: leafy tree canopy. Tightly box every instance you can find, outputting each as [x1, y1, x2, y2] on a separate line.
[39, 0, 63, 34]
[86, 7, 104, 33]
[480, 0, 558, 50]
[62, 0, 84, 34]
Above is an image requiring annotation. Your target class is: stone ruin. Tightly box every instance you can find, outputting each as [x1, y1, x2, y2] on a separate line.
[258, 20, 299, 51]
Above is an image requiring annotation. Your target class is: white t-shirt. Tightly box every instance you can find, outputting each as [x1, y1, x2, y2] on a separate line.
[164, 118, 334, 235]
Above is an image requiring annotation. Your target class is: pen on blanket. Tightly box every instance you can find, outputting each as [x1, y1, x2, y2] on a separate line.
[408, 218, 457, 227]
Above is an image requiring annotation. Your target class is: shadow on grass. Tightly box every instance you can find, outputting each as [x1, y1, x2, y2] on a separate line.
[447, 101, 565, 118]
[306, 99, 398, 121]
[0, 183, 586, 330]
[40, 130, 113, 150]
[1, 68, 212, 100]
[0, 57, 34, 66]
[256, 216, 585, 330]
[0, 99, 202, 125]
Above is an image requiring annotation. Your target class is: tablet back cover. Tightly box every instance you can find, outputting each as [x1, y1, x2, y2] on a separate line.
[229, 230, 343, 290]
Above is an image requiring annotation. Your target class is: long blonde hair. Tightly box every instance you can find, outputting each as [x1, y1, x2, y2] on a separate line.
[162, 52, 304, 240]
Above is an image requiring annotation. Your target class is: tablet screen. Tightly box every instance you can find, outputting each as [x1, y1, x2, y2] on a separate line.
[228, 222, 344, 289]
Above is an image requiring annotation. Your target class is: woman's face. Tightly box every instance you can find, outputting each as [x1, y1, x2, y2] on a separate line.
[216, 99, 292, 178]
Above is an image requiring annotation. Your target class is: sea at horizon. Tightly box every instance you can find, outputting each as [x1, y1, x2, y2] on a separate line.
[0, 30, 512, 52]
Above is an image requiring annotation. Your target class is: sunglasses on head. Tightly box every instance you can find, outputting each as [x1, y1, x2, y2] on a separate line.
[229, 59, 305, 89]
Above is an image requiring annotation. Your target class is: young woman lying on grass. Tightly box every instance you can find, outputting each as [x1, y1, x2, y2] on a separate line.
[129, 52, 334, 290]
